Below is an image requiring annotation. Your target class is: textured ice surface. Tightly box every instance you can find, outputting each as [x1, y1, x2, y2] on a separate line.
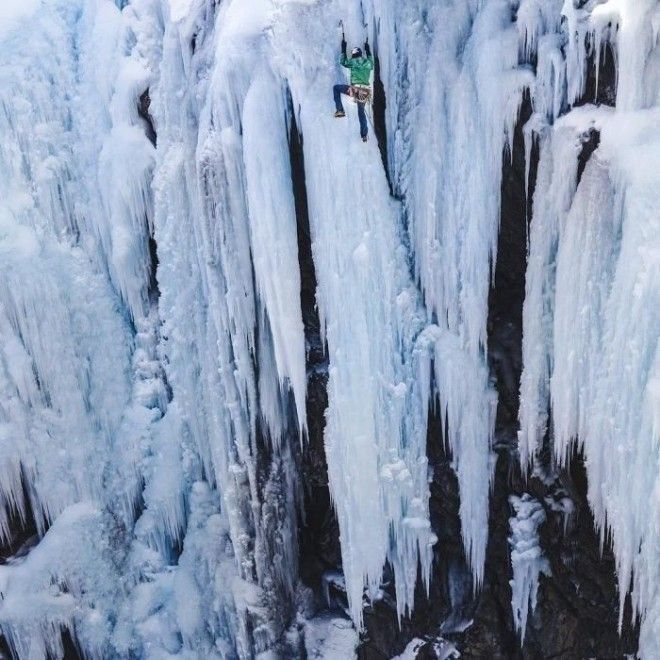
[0, 0, 657, 657]
[518, 2, 660, 650]
[508, 494, 550, 643]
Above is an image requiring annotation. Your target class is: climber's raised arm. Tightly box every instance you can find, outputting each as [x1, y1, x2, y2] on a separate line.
[364, 40, 374, 69]
[340, 37, 350, 67]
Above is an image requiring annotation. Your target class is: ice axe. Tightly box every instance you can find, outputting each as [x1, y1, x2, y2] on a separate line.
[338, 19, 370, 48]
[338, 19, 345, 41]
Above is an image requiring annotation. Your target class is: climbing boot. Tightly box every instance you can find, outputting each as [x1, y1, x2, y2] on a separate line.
[334, 110, 345, 118]
[362, 135, 368, 143]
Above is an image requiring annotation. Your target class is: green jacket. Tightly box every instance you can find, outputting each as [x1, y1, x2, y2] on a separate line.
[340, 54, 374, 86]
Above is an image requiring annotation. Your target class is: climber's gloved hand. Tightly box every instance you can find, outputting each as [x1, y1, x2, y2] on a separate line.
[341, 39, 347, 56]
[364, 40, 371, 57]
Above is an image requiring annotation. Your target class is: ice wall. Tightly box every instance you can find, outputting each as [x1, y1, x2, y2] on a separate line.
[130, 0, 436, 640]
[0, 0, 161, 654]
[251, 0, 436, 628]
[0, 0, 657, 657]
[121, 0, 308, 654]
[370, 0, 534, 585]
[518, 0, 660, 653]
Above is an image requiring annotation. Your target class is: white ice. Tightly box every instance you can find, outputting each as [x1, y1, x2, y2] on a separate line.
[0, 0, 658, 657]
[508, 494, 550, 643]
[518, 1, 660, 653]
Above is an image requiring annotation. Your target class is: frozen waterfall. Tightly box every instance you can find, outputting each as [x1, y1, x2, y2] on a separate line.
[0, 0, 657, 658]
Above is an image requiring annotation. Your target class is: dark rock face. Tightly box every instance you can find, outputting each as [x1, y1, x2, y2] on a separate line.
[577, 128, 601, 185]
[462, 81, 638, 659]
[372, 49, 392, 196]
[289, 107, 343, 603]
[357, 410, 474, 659]
[460, 80, 636, 659]
[138, 89, 157, 148]
[348, 83, 639, 659]
[287, 25, 638, 655]
[459, 449, 640, 659]
[577, 39, 617, 108]
[0, 474, 39, 565]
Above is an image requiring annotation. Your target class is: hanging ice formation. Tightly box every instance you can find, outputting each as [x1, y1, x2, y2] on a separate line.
[0, 0, 657, 657]
[517, 0, 660, 652]
[508, 494, 551, 643]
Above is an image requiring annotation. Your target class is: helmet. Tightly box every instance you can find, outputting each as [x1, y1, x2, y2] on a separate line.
[351, 47, 362, 58]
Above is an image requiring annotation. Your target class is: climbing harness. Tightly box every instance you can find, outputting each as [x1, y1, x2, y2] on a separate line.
[349, 84, 372, 105]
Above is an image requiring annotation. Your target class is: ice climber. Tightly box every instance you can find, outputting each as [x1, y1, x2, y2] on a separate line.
[333, 37, 374, 142]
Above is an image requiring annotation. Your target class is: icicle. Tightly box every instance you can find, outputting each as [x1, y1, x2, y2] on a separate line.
[0, 504, 119, 659]
[550, 155, 618, 466]
[522, 114, 543, 208]
[242, 66, 307, 436]
[508, 494, 550, 643]
[520, 11, 660, 643]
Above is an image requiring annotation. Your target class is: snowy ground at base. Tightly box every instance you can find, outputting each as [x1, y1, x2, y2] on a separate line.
[391, 637, 460, 660]
[303, 613, 358, 659]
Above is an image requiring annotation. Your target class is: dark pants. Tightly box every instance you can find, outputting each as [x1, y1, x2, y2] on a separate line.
[333, 84, 368, 138]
